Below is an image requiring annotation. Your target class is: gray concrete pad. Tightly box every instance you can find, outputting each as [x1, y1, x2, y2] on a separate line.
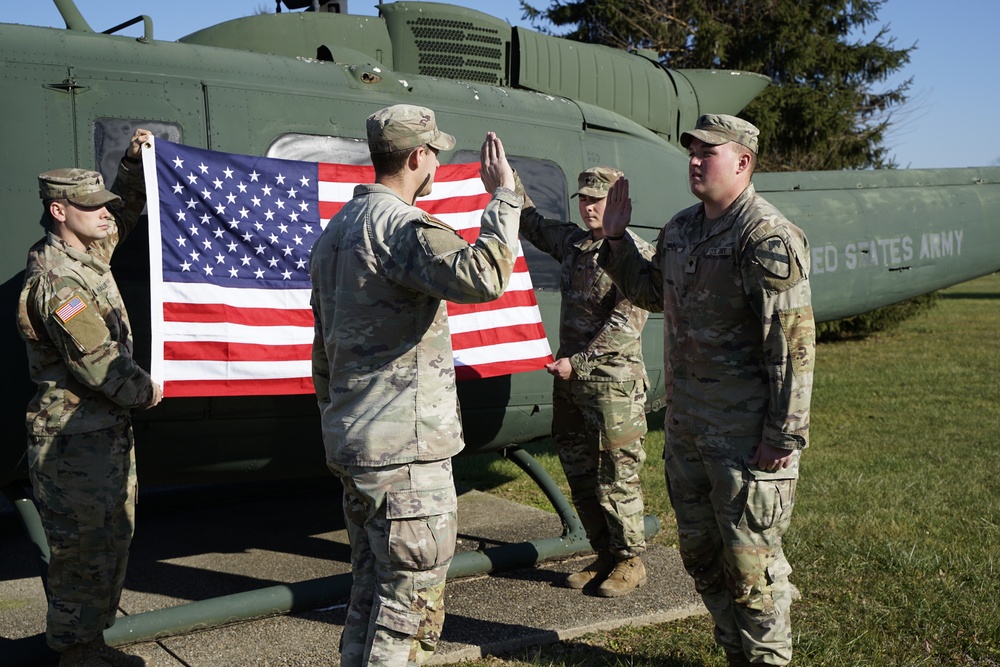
[0, 480, 702, 666]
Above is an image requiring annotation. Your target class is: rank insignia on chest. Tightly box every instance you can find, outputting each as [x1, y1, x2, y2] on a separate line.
[55, 295, 87, 323]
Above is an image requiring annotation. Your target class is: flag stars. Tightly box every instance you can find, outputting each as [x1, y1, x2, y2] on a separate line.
[299, 175, 310, 187]
[295, 258, 307, 269]
[241, 232, 252, 242]
[254, 222, 264, 232]
[289, 211, 300, 223]
[226, 192, 237, 205]
[227, 219, 240, 229]
[187, 173, 199, 185]
[268, 233, 279, 244]
[180, 260, 191, 271]
[239, 207, 250, 219]
[185, 197, 198, 209]
[213, 178, 224, 190]
[275, 174, 286, 185]
[254, 268, 265, 279]
[214, 203, 226, 215]
[278, 223, 288, 234]
[203, 265, 214, 276]
[249, 171, 260, 182]
[175, 236, 187, 247]
[293, 235, 304, 246]
[264, 210, 275, 221]
[240, 255, 252, 266]
[287, 187, 297, 199]
[213, 228, 225, 239]
[188, 224, 200, 236]
[262, 185, 273, 197]
[175, 210, 187, 222]
[282, 245, 293, 257]
[172, 182, 184, 194]
[172, 156, 184, 169]
[201, 188, 212, 200]
[267, 257, 279, 268]
[299, 201, 309, 212]
[238, 182, 248, 193]
[215, 252, 226, 264]
[227, 241, 238, 253]
[254, 244, 266, 255]
[198, 162, 209, 174]
[281, 269, 292, 280]
[189, 250, 201, 262]
[199, 213, 212, 225]
[201, 239, 213, 250]
[223, 167, 234, 179]
[251, 196, 262, 207]
[275, 200, 286, 210]
[229, 267, 240, 278]
[303, 224, 314, 235]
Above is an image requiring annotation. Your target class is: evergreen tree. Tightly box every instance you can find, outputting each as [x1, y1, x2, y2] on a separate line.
[521, 0, 914, 171]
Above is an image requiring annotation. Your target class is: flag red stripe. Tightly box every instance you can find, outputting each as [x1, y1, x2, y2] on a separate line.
[164, 377, 315, 397]
[450, 322, 549, 350]
[447, 288, 539, 315]
[164, 341, 312, 362]
[163, 302, 313, 327]
[455, 357, 553, 381]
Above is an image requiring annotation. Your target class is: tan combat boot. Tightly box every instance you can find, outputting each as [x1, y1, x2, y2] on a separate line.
[596, 556, 647, 597]
[57, 642, 111, 667]
[93, 638, 149, 667]
[565, 552, 615, 589]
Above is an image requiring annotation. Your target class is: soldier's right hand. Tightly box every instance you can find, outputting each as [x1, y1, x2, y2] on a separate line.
[479, 132, 515, 193]
[148, 381, 163, 408]
[603, 178, 632, 239]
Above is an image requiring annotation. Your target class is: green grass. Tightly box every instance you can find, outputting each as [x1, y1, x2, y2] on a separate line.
[454, 272, 1000, 666]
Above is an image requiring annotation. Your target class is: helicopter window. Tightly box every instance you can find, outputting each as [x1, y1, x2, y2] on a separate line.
[94, 119, 182, 188]
[453, 151, 565, 291]
[267, 134, 371, 164]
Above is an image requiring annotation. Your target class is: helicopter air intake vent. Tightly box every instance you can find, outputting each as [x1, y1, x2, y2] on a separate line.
[381, 3, 514, 86]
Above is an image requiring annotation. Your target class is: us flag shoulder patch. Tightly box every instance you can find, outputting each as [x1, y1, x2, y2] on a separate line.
[55, 296, 87, 323]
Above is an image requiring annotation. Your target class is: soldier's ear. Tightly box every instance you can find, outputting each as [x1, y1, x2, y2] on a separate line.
[49, 200, 68, 223]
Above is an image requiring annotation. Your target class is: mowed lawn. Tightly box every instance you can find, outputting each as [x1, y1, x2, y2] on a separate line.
[455, 272, 1000, 666]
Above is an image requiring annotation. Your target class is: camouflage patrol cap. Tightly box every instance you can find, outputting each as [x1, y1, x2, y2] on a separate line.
[367, 104, 457, 154]
[38, 168, 121, 207]
[571, 166, 623, 199]
[680, 114, 759, 155]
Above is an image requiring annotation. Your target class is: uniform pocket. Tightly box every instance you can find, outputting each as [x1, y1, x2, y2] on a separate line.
[386, 486, 458, 570]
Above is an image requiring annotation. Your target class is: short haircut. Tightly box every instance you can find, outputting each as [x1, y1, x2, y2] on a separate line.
[371, 146, 417, 178]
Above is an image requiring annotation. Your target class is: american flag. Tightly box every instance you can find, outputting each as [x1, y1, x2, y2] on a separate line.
[143, 138, 552, 398]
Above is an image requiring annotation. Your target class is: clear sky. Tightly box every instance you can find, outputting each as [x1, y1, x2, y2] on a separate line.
[5, 0, 998, 169]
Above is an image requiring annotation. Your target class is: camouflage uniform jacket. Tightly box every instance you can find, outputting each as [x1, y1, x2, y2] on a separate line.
[310, 183, 522, 467]
[599, 184, 815, 450]
[519, 207, 651, 382]
[17, 160, 157, 436]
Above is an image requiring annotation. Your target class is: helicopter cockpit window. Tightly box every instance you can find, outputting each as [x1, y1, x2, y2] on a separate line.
[94, 119, 182, 189]
[453, 151, 565, 291]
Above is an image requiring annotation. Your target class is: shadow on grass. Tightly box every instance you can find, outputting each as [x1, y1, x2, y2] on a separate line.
[940, 291, 1000, 300]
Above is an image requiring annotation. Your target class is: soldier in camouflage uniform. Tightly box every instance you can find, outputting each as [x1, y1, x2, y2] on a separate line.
[517, 166, 654, 597]
[17, 130, 163, 667]
[309, 105, 522, 667]
[599, 115, 815, 666]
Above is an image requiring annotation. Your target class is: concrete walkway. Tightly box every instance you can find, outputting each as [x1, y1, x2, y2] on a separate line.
[0, 480, 702, 666]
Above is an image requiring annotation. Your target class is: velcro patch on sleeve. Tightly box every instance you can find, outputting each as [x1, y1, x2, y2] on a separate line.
[52, 294, 109, 353]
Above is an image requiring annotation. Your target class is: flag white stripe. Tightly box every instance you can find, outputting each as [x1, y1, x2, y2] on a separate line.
[163, 359, 311, 382]
[162, 321, 313, 345]
[453, 339, 554, 366]
[448, 305, 544, 334]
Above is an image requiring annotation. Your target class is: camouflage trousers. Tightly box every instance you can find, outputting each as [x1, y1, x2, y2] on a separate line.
[329, 458, 457, 667]
[664, 432, 799, 665]
[552, 379, 648, 560]
[26, 423, 137, 651]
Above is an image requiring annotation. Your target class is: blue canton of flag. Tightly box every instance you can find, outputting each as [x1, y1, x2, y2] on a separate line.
[157, 142, 320, 288]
